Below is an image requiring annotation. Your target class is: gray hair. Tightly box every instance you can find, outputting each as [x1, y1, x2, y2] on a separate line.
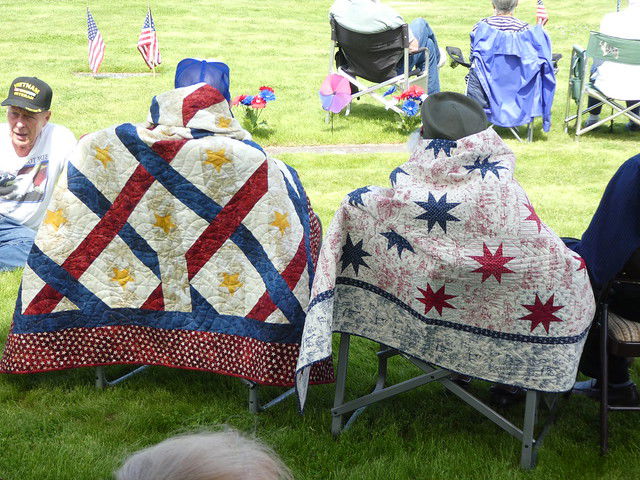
[115, 429, 293, 480]
[492, 0, 518, 14]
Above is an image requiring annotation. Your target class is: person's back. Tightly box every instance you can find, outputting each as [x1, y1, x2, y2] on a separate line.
[593, 0, 640, 100]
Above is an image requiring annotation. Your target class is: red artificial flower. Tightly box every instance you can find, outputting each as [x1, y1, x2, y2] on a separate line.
[259, 86, 274, 93]
[251, 96, 267, 109]
[398, 85, 425, 100]
[232, 95, 247, 106]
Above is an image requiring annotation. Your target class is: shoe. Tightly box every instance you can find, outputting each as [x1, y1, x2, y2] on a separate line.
[489, 383, 525, 408]
[572, 378, 640, 407]
[583, 116, 600, 129]
[626, 121, 640, 132]
[437, 47, 447, 68]
[452, 374, 472, 387]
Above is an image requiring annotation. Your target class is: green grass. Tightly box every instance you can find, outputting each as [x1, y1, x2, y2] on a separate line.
[1, 0, 640, 479]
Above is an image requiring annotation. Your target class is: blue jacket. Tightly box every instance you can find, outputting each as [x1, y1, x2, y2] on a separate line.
[565, 154, 640, 289]
[469, 22, 555, 131]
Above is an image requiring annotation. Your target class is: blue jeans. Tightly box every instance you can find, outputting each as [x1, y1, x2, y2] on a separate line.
[404, 18, 441, 95]
[0, 215, 35, 271]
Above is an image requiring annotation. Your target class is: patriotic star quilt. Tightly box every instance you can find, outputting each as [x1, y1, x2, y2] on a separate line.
[297, 128, 594, 406]
[0, 83, 333, 387]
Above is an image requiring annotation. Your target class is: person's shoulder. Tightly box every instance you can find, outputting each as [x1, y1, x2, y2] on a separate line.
[47, 123, 76, 143]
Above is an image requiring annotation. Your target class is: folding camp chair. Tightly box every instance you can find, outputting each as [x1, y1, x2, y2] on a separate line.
[447, 23, 557, 142]
[594, 249, 640, 454]
[564, 32, 640, 138]
[94, 366, 295, 413]
[328, 15, 428, 116]
[331, 334, 560, 469]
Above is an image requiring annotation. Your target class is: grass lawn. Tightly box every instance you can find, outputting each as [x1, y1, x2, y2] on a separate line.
[1, 1, 640, 479]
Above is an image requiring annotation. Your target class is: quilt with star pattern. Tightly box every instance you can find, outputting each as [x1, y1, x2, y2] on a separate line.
[0, 83, 333, 387]
[296, 128, 594, 406]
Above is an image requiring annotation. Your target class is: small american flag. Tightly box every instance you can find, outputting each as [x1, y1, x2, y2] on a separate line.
[87, 8, 105, 74]
[536, 0, 549, 26]
[137, 8, 161, 69]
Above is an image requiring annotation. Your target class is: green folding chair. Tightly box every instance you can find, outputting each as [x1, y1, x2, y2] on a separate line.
[564, 32, 640, 138]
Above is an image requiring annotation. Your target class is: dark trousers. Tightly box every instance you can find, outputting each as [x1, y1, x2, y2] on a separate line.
[587, 96, 640, 116]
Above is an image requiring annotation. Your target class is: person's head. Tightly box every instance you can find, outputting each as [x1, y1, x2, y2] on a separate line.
[2, 77, 52, 157]
[421, 92, 488, 141]
[175, 59, 231, 103]
[115, 429, 293, 480]
[492, 0, 518, 15]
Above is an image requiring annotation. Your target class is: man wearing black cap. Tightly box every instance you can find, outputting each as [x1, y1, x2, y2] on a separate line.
[0, 76, 76, 271]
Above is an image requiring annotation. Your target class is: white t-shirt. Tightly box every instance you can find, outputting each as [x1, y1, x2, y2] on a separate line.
[593, 5, 640, 100]
[0, 122, 76, 230]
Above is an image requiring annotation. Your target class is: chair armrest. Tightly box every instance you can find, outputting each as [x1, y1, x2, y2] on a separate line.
[446, 46, 471, 69]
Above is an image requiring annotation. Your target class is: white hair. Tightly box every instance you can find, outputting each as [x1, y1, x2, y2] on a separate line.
[115, 429, 293, 480]
[492, 0, 519, 14]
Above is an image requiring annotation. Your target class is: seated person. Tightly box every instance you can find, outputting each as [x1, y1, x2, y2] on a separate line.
[329, 0, 443, 94]
[0, 76, 76, 271]
[583, 0, 640, 132]
[566, 154, 640, 405]
[0, 61, 332, 391]
[296, 92, 595, 408]
[466, 0, 555, 131]
[116, 428, 292, 480]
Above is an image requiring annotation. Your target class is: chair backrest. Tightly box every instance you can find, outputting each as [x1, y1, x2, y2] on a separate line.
[586, 31, 640, 66]
[330, 16, 409, 83]
[469, 22, 556, 129]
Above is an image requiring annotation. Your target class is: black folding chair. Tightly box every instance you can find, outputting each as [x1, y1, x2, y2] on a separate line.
[597, 249, 640, 454]
[329, 15, 428, 116]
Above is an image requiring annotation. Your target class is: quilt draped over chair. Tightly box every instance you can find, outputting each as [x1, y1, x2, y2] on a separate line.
[1, 83, 333, 387]
[296, 128, 594, 407]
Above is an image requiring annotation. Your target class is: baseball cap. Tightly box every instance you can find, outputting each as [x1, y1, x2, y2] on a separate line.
[1, 76, 53, 113]
[421, 91, 488, 140]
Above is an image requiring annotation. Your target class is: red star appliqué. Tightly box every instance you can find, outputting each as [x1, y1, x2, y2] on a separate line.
[469, 243, 515, 283]
[523, 202, 543, 233]
[573, 255, 587, 272]
[519, 294, 564, 333]
[416, 284, 456, 316]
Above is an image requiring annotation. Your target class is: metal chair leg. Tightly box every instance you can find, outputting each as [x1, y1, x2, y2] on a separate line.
[600, 302, 610, 455]
[332, 333, 351, 436]
[520, 390, 539, 469]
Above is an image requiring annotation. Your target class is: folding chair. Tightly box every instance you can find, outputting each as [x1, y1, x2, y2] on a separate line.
[329, 15, 428, 116]
[564, 32, 640, 138]
[331, 334, 560, 469]
[94, 366, 295, 413]
[596, 249, 640, 454]
[447, 23, 557, 142]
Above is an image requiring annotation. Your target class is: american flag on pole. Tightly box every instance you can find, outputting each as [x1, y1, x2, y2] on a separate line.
[87, 8, 105, 74]
[137, 8, 161, 69]
[536, 0, 549, 26]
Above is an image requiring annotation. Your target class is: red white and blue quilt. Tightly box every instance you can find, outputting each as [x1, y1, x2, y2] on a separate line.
[0, 83, 333, 386]
[297, 128, 594, 406]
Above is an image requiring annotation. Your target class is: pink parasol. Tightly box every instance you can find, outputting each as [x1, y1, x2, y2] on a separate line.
[319, 74, 351, 114]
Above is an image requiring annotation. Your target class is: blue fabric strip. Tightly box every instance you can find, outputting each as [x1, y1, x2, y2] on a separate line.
[67, 164, 161, 279]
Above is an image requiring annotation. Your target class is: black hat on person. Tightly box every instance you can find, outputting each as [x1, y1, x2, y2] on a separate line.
[421, 91, 488, 141]
[1, 77, 52, 113]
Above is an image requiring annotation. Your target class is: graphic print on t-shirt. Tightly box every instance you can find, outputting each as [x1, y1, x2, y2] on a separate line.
[0, 154, 49, 205]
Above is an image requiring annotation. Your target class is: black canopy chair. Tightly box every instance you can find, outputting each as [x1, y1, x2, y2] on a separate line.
[329, 15, 429, 116]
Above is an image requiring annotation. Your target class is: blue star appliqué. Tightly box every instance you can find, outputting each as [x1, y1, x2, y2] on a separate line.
[380, 230, 415, 259]
[463, 155, 506, 179]
[415, 192, 460, 233]
[425, 139, 457, 157]
[347, 186, 371, 207]
[390, 167, 408, 186]
[340, 233, 371, 275]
